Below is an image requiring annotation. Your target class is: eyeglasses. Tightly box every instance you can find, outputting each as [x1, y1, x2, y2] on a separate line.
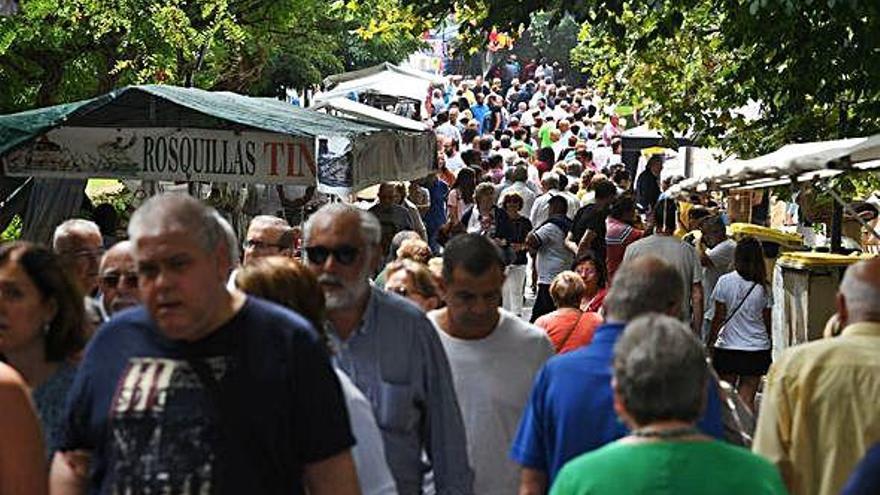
[242, 239, 285, 251]
[62, 248, 104, 260]
[100, 272, 139, 288]
[304, 245, 360, 266]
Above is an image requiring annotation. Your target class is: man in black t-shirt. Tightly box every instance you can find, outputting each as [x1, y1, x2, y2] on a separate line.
[569, 179, 617, 262]
[51, 194, 358, 495]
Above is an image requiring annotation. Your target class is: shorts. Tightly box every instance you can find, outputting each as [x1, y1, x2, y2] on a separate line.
[712, 348, 772, 376]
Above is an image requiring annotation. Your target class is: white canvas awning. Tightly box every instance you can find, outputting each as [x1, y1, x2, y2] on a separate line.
[669, 135, 880, 194]
[311, 97, 430, 132]
[315, 63, 445, 103]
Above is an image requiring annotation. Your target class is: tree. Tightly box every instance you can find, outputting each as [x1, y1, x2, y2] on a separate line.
[0, 0, 426, 111]
[402, 0, 880, 158]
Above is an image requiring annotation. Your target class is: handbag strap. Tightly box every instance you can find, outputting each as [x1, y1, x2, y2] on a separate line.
[559, 311, 586, 350]
[720, 282, 759, 329]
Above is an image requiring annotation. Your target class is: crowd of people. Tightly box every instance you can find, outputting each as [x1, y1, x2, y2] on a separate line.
[0, 61, 879, 495]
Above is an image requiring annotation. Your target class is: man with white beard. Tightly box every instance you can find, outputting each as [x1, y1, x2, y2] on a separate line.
[303, 203, 474, 495]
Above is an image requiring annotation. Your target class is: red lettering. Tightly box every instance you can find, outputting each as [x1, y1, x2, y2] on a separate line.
[285, 142, 301, 177]
[298, 143, 317, 177]
[264, 142, 284, 175]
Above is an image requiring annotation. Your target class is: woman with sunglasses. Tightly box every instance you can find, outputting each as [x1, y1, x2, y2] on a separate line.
[0, 242, 86, 461]
[236, 257, 398, 495]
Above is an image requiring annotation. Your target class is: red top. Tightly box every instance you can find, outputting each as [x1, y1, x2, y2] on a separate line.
[535, 309, 603, 354]
[605, 217, 644, 282]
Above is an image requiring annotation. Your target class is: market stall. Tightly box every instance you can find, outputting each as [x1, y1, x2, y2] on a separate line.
[668, 135, 880, 351]
[0, 84, 437, 240]
[314, 62, 446, 115]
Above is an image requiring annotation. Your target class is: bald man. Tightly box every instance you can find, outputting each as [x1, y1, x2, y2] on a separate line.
[754, 257, 880, 495]
[98, 241, 140, 317]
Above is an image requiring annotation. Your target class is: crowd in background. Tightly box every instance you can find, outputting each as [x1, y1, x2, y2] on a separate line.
[0, 58, 879, 495]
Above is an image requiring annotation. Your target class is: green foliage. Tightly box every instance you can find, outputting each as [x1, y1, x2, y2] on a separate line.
[0, 0, 426, 111]
[511, 11, 580, 83]
[0, 214, 21, 241]
[403, 0, 880, 160]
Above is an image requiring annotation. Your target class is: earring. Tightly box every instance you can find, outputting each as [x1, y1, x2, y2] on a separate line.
[43, 321, 51, 335]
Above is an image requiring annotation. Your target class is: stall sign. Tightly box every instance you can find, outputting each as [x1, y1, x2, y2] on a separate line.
[3, 127, 316, 185]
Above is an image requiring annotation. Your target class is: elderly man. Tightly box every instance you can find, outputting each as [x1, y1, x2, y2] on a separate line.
[429, 234, 553, 495]
[497, 163, 537, 217]
[510, 256, 724, 495]
[754, 257, 880, 495]
[304, 203, 474, 495]
[242, 215, 293, 265]
[53, 219, 104, 296]
[98, 241, 139, 317]
[370, 182, 416, 255]
[622, 198, 703, 333]
[52, 194, 359, 495]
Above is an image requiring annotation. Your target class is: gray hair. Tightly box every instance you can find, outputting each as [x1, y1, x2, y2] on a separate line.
[248, 215, 289, 231]
[541, 172, 560, 190]
[303, 203, 381, 247]
[840, 260, 880, 321]
[53, 218, 101, 251]
[614, 314, 708, 425]
[215, 212, 240, 267]
[604, 256, 683, 321]
[127, 193, 226, 256]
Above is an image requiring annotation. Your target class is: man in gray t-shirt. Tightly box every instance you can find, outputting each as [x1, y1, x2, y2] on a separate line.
[526, 196, 574, 322]
[623, 199, 703, 333]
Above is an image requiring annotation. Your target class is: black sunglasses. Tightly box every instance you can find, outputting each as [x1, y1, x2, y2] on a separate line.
[100, 272, 139, 288]
[305, 245, 360, 266]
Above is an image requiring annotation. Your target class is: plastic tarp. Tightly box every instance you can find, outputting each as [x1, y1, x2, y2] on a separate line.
[311, 97, 430, 132]
[669, 135, 880, 195]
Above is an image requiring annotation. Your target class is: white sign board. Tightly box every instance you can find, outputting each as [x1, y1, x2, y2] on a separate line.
[3, 127, 316, 185]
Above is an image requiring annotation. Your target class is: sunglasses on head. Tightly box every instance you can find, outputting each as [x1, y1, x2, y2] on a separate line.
[304, 245, 360, 266]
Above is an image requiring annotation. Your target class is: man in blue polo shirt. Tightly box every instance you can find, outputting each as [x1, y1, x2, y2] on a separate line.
[510, 256, 725, 495]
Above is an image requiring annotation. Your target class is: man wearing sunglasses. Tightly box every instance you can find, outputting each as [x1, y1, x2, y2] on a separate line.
[304, 203, 474, 495]
[98, 240, 140, 317]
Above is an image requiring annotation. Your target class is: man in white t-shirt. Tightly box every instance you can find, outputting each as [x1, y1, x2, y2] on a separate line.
[623, 198, 704, 333]
[527, 196, 575, 322]
[697, 215, 737, 341]
[429, 234, 554, 495]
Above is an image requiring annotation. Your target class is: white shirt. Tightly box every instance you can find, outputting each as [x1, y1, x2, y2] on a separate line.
[435, 122, 462, 144]
[623, 234, 702, 321]
[445, 153, 467, 175]
[530, 190, 579, 227]
[497, 181, 537, 217]
[428, 310, 554, 495]
[712, 271, 772, 351]
[533, 221, 574, 284]
[335, 369, 399, 495]
[702, 238, 737, 319]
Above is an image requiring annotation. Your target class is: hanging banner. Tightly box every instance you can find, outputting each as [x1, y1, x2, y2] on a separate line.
[3, 127, 316, 185]
[315, 132, 438, 195]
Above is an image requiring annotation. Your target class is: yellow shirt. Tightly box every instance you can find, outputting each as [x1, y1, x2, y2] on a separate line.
[753, 322, 880, 495]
